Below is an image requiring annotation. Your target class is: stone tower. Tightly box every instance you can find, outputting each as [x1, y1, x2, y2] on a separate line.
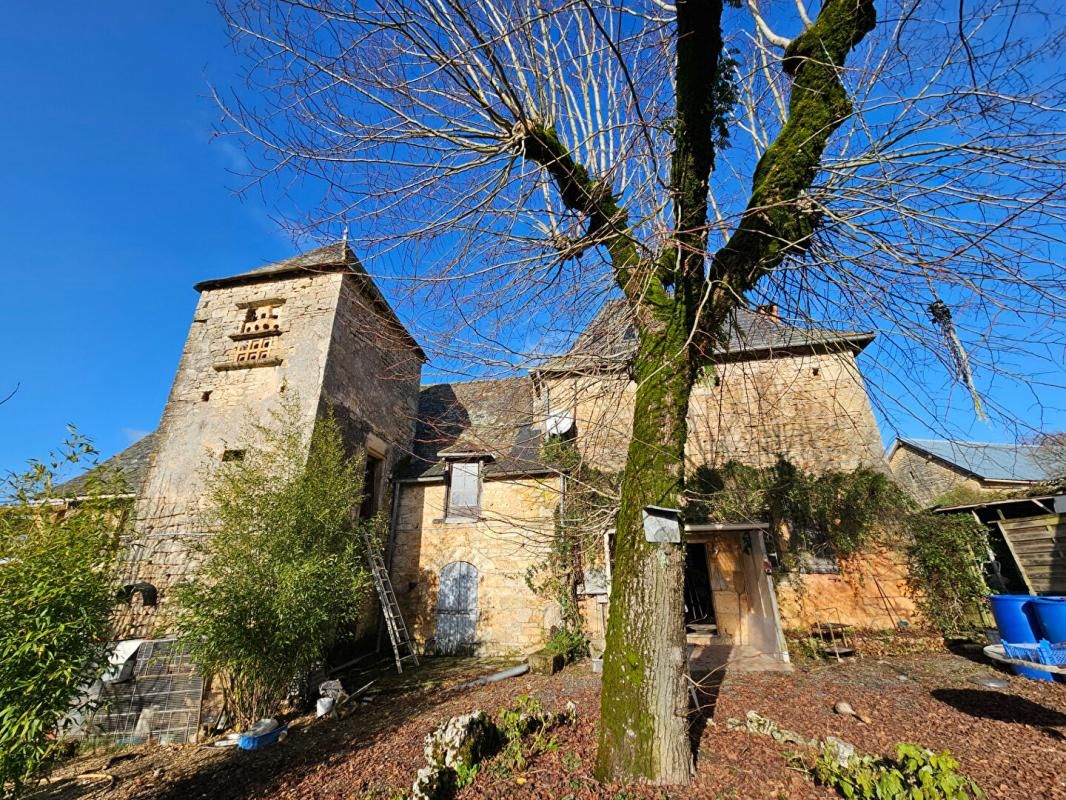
[118, 244, 424, 637]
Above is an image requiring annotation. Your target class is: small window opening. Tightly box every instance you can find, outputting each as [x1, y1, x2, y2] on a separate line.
[222, 449, 245, 462]
[201, 391, 212, 402]
[812, 367, 820, 377]
[713, 376, 721, 387]
[235, 336, 275, 364]
[360, 454, 384, 520]
[239, 304, 280, 335]
[446, 460, 482, 521]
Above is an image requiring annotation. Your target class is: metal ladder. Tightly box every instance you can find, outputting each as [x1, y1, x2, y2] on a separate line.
[361, 531, 419, 673]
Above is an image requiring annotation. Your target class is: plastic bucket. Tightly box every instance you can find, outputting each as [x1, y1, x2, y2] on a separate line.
[1031, 597, 1066, 643]
[987, 594, 1053, 682]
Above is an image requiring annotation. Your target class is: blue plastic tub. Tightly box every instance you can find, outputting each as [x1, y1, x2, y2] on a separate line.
[1031, 597, 1066, 643]
[238, 724, 288, 750]
[987, 594, 1053, 682]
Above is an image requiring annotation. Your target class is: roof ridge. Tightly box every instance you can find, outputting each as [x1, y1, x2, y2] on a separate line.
[420, 375, 527, 390]
[902, 437, 1042, 449]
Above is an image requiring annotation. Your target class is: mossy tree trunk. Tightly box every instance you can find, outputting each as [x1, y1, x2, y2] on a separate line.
[595, 302, 699, 783]
[519, 0, 876, 784]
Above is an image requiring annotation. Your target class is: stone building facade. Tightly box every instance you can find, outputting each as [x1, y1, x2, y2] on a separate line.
[80, 245, 921, 673]
[391, 301, 915, 662]
[115, 244, 424, 638]
[888, 438, 1053, 507]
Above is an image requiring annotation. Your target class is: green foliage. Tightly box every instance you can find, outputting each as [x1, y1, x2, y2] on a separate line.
[0, 430, 124, 796]
[175, 400, 372, 727]
[812, 742, 983, 799]
[690, 459, 907, 560]
[931, 485, 1002, 509]
[907, 513, 990, 637]
[452, 759, 478, 789]
[496, 695, 570, 772]
[544, 627, 588, 661]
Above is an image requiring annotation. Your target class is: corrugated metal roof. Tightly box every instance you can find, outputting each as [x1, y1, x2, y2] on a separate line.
[535, 300, 874, 374]
[897, 437, 1057, 482]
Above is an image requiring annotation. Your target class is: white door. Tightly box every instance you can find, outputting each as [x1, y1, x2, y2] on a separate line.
[436, 561, 478, 654]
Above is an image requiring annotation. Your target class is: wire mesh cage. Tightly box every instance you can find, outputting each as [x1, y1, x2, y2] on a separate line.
[90, 639, 204, 747]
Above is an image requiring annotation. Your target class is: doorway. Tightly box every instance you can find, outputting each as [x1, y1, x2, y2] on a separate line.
[684, 543, 716, 632]
[435, 561, 478, 654]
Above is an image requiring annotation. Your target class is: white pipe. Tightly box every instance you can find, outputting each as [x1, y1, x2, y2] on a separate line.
[454, 664, 529, 691]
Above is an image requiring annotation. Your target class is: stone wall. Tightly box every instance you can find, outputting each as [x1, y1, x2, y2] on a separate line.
[688, 352, 885, 473]
[320, 274, 424, 508]
[541, 350, 885, 475]
[390, 475, 561, 656]
[889, 445, 993, 507]
[774, 545, 922, 631]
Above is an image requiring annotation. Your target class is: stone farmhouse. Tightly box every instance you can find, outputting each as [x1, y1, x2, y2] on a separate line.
[889, 437, 1061, 508]
[66, 242, 927, 727]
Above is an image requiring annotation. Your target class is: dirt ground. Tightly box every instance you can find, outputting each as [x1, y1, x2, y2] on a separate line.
[31, 651, 1066, 800]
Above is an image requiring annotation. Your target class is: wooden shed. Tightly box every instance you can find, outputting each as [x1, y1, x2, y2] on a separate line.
[935, 494, 1066, 595]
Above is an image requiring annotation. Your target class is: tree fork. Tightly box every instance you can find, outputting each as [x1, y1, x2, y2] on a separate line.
[596, 0, 724, 784]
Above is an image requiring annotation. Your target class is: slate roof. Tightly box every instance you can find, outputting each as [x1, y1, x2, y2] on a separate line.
[52, 432, 157, 498]
[400, 377, 551, 480]
[193, 243, 426, 360]
[895, 438, 1059, 482]
[536, 300, 874, 374]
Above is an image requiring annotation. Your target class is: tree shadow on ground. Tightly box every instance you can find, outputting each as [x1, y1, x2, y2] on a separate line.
[689, 666, 726, 763]
[931, 688, 1066, 727]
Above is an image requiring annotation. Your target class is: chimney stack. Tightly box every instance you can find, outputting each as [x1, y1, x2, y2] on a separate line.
[756, 303, 779, 319]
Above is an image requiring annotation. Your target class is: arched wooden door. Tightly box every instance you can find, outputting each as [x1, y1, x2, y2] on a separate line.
[436, 561, 478, 654]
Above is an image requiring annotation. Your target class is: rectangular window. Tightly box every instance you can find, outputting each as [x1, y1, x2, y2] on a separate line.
[446, 461, 481, 521]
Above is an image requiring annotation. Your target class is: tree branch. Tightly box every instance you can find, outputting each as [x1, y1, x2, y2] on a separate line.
[700, 0, 877, 342]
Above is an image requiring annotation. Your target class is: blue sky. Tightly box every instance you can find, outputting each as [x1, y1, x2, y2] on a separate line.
[0, 2, 1061, 478]
[0, 2, 311, 475]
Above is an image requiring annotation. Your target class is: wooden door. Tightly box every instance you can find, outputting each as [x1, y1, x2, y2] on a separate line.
[436, 561, 478, 654]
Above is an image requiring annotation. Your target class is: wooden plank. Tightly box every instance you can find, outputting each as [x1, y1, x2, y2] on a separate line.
[1001, 514, 1062, 529]
[1010, 554, 1066, 567]
[1012, 542, 1065, 553]
[1006, 530, 1066, 544]
[996, 520, 1035, 593]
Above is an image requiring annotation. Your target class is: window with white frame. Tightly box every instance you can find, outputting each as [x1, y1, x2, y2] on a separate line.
[446, 460, 482, 521]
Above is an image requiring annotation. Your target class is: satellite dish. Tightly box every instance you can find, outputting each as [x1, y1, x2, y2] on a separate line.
[545, 410, 574, 437]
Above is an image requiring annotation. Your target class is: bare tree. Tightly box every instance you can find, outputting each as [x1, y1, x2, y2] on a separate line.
[214, 0, 1065, 784]
[1024, 431, 1066, 480]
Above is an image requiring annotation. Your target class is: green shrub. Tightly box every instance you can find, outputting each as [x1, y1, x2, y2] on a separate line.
[175, 401, 373, 727]
[0, 431, 124, 796]
[544, 627, 588, 661]
[497, 695, 569, 771]
[907, 513, 990, 636]
[813, 742, 983, 799]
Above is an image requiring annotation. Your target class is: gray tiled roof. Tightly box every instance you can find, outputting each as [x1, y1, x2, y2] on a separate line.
[536, 300, 874, 374]
[193, 243, 426, 360]
[53, 432, 157, 498]
[193, 242, 354, 290]
[401, 377, 550, 480]
[897, 438, 1059, 482]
